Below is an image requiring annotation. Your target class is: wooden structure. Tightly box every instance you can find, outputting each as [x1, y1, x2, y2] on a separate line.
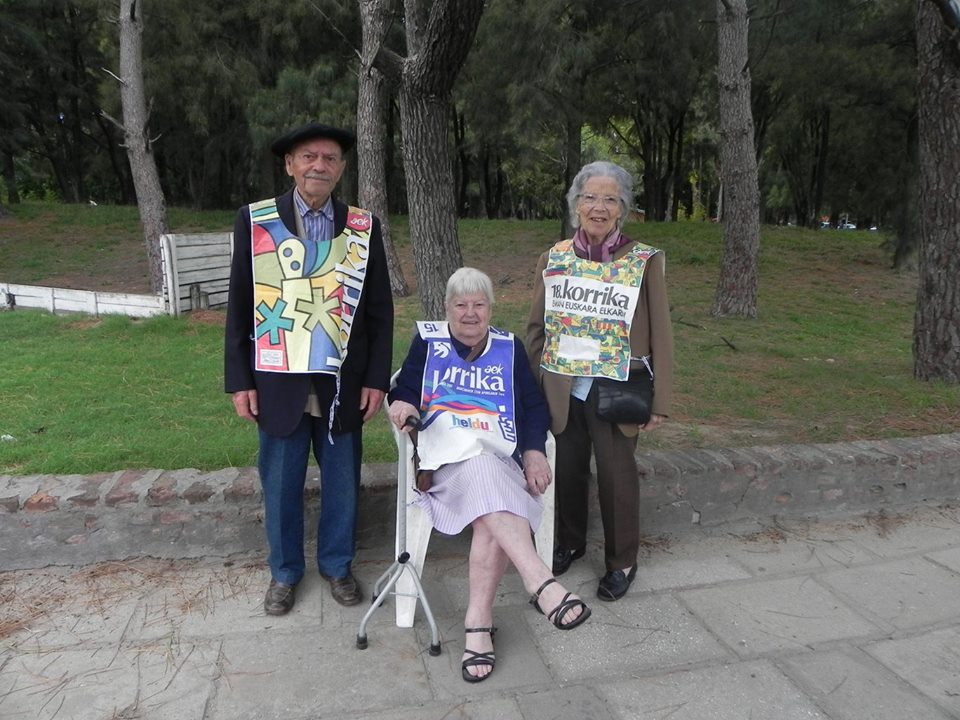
[160, 232, 234, 316]
[0, 232, 234, 318]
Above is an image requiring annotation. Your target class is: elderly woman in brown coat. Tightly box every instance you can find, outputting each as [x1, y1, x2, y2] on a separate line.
[526, 160, 674, 601]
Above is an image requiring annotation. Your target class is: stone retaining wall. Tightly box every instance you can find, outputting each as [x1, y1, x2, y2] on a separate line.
[2, 434, 958, 569]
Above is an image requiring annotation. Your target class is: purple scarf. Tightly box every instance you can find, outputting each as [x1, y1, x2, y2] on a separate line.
[572, 227, 631, 262]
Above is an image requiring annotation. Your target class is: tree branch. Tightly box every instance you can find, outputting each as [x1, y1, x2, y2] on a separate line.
[751, 0, 784, 68]
[100, 110, 126, 136]
[370, 45, 404, 83]
[100, 66, 126, 86]
[305, 0, 362, 60]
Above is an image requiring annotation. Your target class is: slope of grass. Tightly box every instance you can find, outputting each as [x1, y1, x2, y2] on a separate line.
[1, 202, 957, 474]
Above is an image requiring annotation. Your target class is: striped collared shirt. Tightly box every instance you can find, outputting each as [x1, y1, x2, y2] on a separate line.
[293, 190, 334, 243]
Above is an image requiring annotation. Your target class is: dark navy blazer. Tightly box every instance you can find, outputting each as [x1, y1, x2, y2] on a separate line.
[224, 188, 394, 438]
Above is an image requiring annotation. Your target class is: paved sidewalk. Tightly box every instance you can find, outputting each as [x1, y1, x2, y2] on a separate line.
[2, 503, 960, 719]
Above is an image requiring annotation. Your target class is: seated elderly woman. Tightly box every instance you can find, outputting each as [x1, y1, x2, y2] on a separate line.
[387, 267, 591, 683]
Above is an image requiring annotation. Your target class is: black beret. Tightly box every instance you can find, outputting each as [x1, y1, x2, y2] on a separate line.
[270, 122, 356, 157]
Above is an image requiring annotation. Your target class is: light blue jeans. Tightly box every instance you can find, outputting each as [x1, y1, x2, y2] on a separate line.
[258, 416, 361, 584]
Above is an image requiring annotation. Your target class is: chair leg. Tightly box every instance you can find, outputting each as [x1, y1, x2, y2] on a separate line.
[534, 431, 557, 567]
[395, 502, 432, 628]
[534, 479, 555, 568]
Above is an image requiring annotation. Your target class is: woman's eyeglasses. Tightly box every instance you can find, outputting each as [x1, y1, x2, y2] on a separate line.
[579, 194, 619, 209]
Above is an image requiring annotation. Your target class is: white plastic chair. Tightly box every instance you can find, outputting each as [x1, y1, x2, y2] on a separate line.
[388, 395, 556, 628]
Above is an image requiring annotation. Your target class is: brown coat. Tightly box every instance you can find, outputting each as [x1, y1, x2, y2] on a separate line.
[524, 239, 674, 437]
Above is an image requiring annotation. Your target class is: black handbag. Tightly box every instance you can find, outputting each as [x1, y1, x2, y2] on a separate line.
[592, 365, 654, 425]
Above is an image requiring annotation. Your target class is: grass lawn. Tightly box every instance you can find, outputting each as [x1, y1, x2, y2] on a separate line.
[1, 201, 957, 475]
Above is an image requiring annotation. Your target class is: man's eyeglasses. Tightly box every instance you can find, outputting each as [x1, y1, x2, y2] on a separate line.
[579, 193, 619, 209]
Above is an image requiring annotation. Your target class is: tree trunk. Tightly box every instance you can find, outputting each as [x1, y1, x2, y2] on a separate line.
[399, 89, 465, 318]
[668, 115, 685, 221]
[892, 113, 919, 270]
[118, 0, 168, 295]
[390, 0, 484, 319]
[811, 109, 830, 226]
[561, 113, 581, 240]
[357, 0, 409, 297]
[712, 0, 760, 319]
[93, 113, 134, 204]
[453, 108, 470, 217]
[481, 147, 505, 219]
[913, 0, 960, 382]
[2, 151, 20, 204]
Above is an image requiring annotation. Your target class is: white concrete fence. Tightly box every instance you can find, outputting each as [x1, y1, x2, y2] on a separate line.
[0, 232, 234, 318]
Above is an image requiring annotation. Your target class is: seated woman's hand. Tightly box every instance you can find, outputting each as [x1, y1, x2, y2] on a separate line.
[388, 400, 420, 432]
[522, 450, 552, 497]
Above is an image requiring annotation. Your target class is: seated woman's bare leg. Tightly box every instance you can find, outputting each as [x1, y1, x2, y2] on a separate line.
[472, 512, 587, 628]
[462, 520, 509, 680]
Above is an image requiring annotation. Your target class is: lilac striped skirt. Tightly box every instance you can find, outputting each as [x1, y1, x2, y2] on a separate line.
[414, 453, 544, 536]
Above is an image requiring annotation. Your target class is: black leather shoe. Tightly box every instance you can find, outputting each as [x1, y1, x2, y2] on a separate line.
[552, 545, 586, 576]
[597, 564, 637, 601]
[322, 572, 362, 606]
[264, 580, 296, 616]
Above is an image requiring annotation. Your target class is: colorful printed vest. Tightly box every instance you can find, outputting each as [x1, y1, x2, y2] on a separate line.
[415, 321, 518, 470]
[248, 197, 372, 374]
[539, 239, 659, 380]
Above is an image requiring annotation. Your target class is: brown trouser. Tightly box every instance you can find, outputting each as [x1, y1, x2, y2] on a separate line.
[555, 393, 640, 572]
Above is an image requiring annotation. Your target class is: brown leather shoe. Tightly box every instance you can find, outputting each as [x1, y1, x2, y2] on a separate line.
[264, 580, 296, 616]
[322, 572, 362, 606]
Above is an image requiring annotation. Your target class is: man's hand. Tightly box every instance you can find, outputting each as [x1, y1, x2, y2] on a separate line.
[360, 387, 386, 423]
[232, 389, 259, 423]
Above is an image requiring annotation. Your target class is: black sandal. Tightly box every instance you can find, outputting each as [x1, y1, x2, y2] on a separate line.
[461, 626, 497, 683]
[529, 578, 592, 630]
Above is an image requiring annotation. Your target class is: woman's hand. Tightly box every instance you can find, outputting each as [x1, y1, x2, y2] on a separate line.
[522, 449, 552, 497]
[387, 400, 420, 432]
[641, 413, 666, 432]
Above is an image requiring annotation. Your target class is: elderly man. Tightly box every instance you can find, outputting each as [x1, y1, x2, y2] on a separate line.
[225, 122, 393, 613]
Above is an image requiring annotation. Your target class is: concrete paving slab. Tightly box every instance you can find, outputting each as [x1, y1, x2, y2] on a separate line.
[926, 546, 960, 573]
[680, 576, 881, 657]
[0, 640, 220, 720]
[420, 610, 555, 700]
[818, 557, 960, 630]
[601, 659, 829, 720]
[841, 506, 960, 557]
[633, 549, 752, 591]
[4, 496, 960, 720]
[528, 593, 729, 683]
[865, 627, 960, 717]
[780, 647, 954, 720]
[0, 565, 139, 653]
[209, 625, 433, 720]
[719, 530, 878, 576]
[123, 563, 354, 642]
[355, 696, 524, 720]
[515, 685, 618, 720]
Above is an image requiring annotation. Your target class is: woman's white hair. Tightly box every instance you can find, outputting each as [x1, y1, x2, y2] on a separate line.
[445, 267, 495, 307]
[566, 160, 634, 231]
